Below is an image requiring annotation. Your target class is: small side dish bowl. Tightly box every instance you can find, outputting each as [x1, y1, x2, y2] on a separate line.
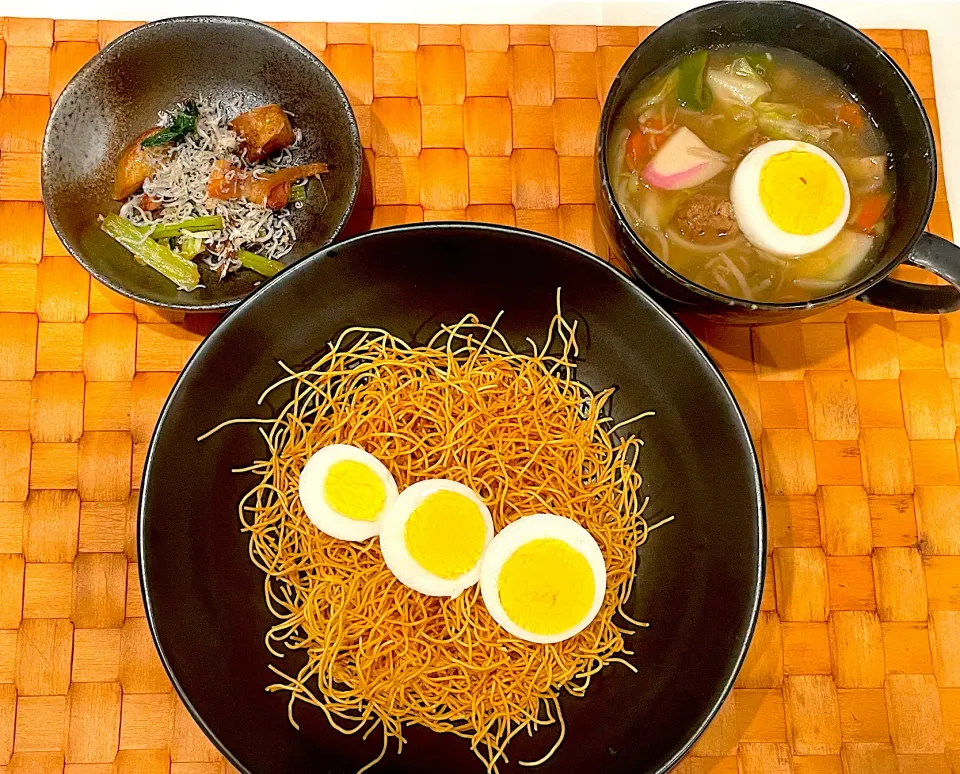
[595, 0, 960, 323]
[42, 16, 362, 311]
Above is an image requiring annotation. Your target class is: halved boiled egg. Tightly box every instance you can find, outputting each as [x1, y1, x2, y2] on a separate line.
[298, 444, 398, 542]
[731, 140, 851, 257]
[379, 479, 494, 597]
[479, 514, 606, 644]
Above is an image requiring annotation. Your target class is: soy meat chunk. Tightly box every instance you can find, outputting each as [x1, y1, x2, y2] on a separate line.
[113, 129, 164, 200]
[674, 194, 739, 242]
[230, 104, 296, 163]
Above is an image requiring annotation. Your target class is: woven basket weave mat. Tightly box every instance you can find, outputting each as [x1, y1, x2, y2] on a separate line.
[0, 17, 957, 774]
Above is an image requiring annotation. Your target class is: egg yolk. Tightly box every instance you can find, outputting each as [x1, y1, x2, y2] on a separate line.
[497, 538, 595, 636]
[322, 460, 385, 521]
[759, 151, 845, 235]
[405, 491, 486, 579]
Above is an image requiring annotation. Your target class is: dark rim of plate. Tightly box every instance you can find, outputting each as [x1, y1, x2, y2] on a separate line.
[137, 221, 767, 774]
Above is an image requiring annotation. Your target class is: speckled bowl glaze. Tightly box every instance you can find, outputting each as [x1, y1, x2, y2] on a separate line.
[42, 16, 362, 310]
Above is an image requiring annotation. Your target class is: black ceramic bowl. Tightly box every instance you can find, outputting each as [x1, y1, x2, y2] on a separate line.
[42, 16, 362, 311]
[596, 0, 960, 323]
[140, 224, 765, 774]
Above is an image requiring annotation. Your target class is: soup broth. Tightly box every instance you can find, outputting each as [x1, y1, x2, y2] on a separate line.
[609, 45, 895, 303]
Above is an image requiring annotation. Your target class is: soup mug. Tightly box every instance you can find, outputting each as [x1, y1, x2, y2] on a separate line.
[595, 0, 960, 324]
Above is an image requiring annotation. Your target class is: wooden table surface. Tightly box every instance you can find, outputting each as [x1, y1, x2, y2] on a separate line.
[0, 17, 958, 774]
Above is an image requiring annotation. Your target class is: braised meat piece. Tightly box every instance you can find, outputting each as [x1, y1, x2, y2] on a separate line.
[673, 194, 740, 242]
[113, 129, 164, 200]
[230, 104, 296, 163]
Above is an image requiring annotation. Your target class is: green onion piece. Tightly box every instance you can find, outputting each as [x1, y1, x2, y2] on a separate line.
[238, 250, 284, 278]
[289, 183, 308, 203]
[177, 236, 205, 261]
[141, 215, 224, 240]
[101, 215, 200, 291]
[676, 51, 713, 112]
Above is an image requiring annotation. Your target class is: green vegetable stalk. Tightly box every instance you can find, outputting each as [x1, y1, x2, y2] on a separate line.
[140, 216, 224, 240]
[101, 215, 200, 291]
[289, 183, 308, 203]
[238, 250, 284, 278]
[677, 51, 713, 112]
[142, 102, 199, 147]
[177, 236, 205, 261]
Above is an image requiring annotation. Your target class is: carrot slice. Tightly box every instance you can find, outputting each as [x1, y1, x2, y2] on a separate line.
[853, 192, 891, 232]
[838, 102, 865, 132]
[625, 130, 647, 172]
[259, 163, 330, 189]
[208, 161, 329, 210]
[625, 119, 669, 173]
[243, 164, 329, 210]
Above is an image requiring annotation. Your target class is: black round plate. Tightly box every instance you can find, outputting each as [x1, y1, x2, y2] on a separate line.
[140, 223, 765, 774]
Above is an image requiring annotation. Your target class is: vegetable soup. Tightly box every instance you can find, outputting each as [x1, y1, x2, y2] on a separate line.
[608, 45, 895, 303]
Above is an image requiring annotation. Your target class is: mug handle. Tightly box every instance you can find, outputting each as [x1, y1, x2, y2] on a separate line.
[857, 232, 960, 313]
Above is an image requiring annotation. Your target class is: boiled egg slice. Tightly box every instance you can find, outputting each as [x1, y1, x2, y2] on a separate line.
[379, 479, 494, 597]
[730, 140, 851, 257]
[479, 514, 606, 644]
[298, 444, 399, 542]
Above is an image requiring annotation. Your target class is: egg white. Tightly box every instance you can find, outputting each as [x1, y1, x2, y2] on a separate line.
[730, 140, 851, 257]
[379, 479, 494, 598]
[298, 444, 399, 542]
[479, 514, 607, 644]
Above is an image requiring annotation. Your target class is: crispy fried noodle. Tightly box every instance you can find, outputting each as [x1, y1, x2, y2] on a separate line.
[201, 299, 670, 773]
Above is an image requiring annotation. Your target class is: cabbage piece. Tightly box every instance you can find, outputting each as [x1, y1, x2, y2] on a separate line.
[634, 68, 680, 116]
[634, 184, 686, 230]
[820, 231, 875, 282]
[722, 115, 760, 153]
[756, 103, 837, 144]
[681, 103, 757, 155]
[794, 230, 875, 283]
[743, 53, 774, 78]
[705, 58, 771, 106]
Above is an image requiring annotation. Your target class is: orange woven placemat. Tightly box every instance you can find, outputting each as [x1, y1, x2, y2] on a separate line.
[0, 17, 957, 774]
